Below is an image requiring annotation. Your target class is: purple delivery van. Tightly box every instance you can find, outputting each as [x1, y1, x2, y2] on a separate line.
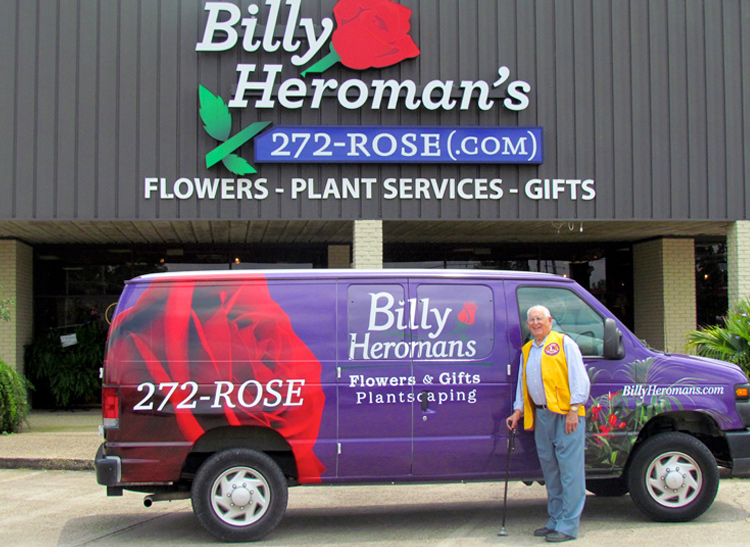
[96, 269, 750, 542]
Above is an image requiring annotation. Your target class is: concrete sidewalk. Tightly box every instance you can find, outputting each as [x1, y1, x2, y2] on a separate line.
[0, 409, 101, 471]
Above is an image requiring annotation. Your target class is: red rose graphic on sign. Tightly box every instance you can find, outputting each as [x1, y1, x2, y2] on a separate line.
[458, 302, 478, 325]
[333, 0, 420, 69]
[303, 0, 420, 75]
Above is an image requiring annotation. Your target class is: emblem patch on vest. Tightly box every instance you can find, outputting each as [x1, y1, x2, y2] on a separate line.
[544, 342, 561, 356]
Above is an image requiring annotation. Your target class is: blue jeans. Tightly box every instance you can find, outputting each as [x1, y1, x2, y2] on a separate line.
[534, 408, 586, 537]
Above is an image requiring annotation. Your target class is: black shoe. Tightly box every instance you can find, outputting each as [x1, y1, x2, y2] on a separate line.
[534, 527, 555, 537]
[546, 531, 575, 543]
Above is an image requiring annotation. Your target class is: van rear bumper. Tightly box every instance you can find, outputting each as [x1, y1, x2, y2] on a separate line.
[95, 443, 122, 487]
[726, 430, 750, 476]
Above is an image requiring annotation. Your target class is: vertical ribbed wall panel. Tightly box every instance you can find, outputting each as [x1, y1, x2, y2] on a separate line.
[0, 0, 747, 221]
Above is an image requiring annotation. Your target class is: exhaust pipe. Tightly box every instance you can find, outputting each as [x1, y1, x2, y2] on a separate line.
[143, 491, 191, 507]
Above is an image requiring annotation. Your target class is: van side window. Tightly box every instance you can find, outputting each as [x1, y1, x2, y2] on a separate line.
[414, 284, 494, 360]
[347, 284, 409, 361]
[517, 286, 604, 356]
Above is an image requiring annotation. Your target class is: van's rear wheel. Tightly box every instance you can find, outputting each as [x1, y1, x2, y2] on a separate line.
[627, 432, 718, 522]
[192, 448, 288, 542]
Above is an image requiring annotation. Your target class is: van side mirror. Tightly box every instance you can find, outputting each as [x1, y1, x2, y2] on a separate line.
[603, 318, 625, 360]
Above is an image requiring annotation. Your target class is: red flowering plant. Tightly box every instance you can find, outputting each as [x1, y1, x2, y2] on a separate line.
[585, 357, 688, 471]
[585, 390, 632, 469]
[302, 0, 420, 76]
[106, 277, 327, 483]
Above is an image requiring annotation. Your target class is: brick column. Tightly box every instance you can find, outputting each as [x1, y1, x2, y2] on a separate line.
[727, 221, 750, 309]
[327, 245, 351, 268]
[352, 220, 383, 269]
[633, 238, 695, 352]
[0, 240, 34, 372]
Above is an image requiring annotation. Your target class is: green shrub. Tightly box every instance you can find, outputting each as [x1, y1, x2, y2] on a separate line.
[0, 360, 31, 433]
[685, 299, 750, 377]
[24, 322, 107, 409]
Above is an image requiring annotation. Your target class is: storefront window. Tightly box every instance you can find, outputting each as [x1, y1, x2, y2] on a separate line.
[695, 243, 727, 327]
[385, 244, 633, 329]
[33, 244, 326, 334]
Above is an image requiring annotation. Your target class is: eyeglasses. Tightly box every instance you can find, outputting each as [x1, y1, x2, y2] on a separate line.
[527, 317, 547, 323]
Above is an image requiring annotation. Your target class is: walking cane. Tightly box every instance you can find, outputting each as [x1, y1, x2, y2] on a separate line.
[497, 426, 516, 537]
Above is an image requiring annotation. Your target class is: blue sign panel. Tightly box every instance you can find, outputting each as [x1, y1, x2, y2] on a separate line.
[254, 126, 543, 164]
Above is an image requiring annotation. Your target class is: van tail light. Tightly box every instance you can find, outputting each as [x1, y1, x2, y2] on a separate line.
[736, 384, 750, 400]
[102, 387, 120, 428]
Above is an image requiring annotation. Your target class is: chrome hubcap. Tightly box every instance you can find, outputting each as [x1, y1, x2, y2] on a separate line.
[210, 466, 270, 527]
[645, 451, 702, 508]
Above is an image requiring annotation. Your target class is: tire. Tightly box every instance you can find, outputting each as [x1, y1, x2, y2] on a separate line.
[626, 432, 719, 522]
[191, 448, 288, 542]
[586, 477, 629, 497]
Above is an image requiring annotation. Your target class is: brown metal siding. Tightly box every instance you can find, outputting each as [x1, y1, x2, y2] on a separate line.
[1, 0, 748, 221]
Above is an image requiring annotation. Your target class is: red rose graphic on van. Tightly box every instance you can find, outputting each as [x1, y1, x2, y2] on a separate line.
[458, 302, 478, 325]
[106, 276, 326, 483]
[302, 0, 420, 75]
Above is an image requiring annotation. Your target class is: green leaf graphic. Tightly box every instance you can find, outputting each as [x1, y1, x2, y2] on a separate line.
[206, 121, 271, 169]
[198, 85, 232, 142]
[301, 42, 342, 77]
[222, 154, 257, 175]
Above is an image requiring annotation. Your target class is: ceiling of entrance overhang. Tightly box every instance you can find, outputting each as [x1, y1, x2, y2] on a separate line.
[0, 220, 730, 245]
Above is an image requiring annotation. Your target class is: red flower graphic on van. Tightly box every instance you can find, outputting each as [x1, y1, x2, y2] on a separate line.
[458, 302, 478, 325]
[591, 404, 602, 420]
[106, 276, 326, 483]
[302, 0, 420, 75]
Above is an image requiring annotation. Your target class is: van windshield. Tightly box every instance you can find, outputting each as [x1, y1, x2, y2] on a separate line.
[517, 286, 605, 357]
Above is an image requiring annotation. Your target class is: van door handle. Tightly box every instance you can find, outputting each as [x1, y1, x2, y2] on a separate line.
[420, 390, 430, 412]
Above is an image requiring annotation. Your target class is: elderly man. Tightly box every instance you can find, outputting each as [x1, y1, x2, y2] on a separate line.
[506, 305, 590, 543]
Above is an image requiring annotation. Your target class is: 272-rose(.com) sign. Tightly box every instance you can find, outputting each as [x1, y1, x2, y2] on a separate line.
[254, 126, 543, 164]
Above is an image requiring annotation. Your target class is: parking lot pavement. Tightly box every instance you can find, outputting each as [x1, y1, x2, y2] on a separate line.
[1, 469, 748, 546]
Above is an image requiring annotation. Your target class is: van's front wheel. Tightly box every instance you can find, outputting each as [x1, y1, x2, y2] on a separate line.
[627, 432, 718, 522]
[192, 448, 288, 542]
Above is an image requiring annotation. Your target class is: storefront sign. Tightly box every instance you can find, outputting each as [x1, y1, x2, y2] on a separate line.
[195, 1, 531, 113]
[141, 0, 597, 212]
[143, 176, 595, 202]
[194, 1, 534, 176]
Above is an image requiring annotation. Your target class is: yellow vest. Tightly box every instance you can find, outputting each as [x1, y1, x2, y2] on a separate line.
[521, 330, 586, 430]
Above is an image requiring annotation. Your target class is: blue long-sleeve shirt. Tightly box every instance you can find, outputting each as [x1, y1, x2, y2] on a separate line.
[513, 333, 590, 412]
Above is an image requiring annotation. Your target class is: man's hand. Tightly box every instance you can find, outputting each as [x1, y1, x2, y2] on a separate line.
[506, 409, 522, 431]
[565, 408, 579, 434]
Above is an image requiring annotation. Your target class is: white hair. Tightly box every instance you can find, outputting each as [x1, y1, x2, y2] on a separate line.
[527, 305, 552, 320]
